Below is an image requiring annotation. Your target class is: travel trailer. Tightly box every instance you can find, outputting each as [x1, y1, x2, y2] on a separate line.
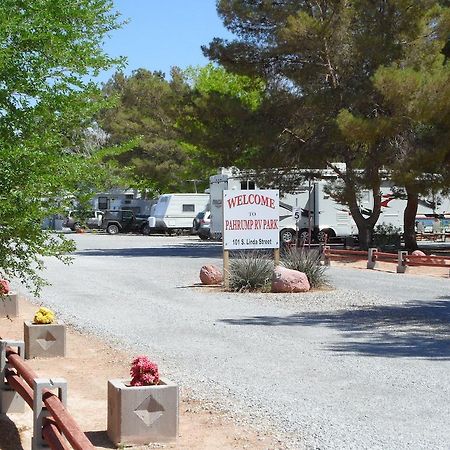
[210, 168, 449, 243]
[209, 169, 353, 242]
[148, 193, 209, 233]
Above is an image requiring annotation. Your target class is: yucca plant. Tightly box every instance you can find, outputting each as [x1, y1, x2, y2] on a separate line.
[281, 247, 330, 289]
[228, 251, 274, 292]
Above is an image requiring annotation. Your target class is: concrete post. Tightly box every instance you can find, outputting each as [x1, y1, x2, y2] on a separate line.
[367, 248, 378, 270]
[32, 378, 67, 450]
[397, 251, 408, 274]
[0, 340, 25, 413]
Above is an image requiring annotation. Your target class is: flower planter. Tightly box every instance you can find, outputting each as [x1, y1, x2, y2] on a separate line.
[0, 293, 19, 318]
[24, 321, 66, 359]
[107, 378, 179, 446]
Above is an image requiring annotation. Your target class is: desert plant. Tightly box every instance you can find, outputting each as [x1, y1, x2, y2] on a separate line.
[33, 307, 55, 324]
[0, 279, 10, 295]
[228, 251, 274, 292]
[130, 356, 160, 386]
[281, 247, 330, 289]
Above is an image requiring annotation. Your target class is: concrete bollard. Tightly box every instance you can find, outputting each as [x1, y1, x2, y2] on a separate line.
[397, 251, 408, 273]
[367, 248, 378, 270]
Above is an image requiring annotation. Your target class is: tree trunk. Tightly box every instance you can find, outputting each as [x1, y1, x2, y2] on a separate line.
[345, 174, 382, 250]
[403, 186, 419, 251]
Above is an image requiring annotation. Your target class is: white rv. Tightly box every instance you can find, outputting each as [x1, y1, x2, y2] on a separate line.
[209, 168, 353, 242]
[148, 193, 209, 233]
[210, 168, 448, 243]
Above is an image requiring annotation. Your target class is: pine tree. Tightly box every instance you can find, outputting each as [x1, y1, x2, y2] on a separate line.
[204, 0, 449, 248]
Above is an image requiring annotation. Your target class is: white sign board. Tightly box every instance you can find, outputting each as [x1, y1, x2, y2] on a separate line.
[292, 207, 301, 221]
[223, 189, 279, 250]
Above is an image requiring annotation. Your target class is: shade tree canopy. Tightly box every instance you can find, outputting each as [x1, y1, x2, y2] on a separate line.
[0, 0, 123, 294]
[203, 0, 450, 247]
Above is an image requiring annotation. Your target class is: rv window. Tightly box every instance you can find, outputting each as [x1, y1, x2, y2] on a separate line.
[240, 180, 255, 190]
[183, 204, 195, 212]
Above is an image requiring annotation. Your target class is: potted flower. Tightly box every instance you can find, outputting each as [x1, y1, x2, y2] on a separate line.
[107, 355, 179, 446]
[24, 307, 66, 359]
[0, 278, 19, 318]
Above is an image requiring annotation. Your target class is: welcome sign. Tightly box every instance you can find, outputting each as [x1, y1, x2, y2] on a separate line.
[223, 189, 280, 250]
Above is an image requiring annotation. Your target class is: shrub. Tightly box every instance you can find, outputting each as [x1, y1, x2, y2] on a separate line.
[228, 251, 274, 292]
[373, 224, 402, 250]
[0, 279, 10, 295]
[281, 247, 330, 288]
[33, 307, 55, 324]
[130, 355, 160, 386]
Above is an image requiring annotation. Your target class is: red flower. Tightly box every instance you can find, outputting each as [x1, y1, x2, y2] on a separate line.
[0, 279, 10, 295]
[130, 355, 159, 386]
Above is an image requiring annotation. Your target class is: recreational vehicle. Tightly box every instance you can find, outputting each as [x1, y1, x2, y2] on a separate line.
[148, 193, 209, 234]
[210, 168, 449, 243]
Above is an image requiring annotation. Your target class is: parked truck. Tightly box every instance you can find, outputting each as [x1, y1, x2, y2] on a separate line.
[147, 193, 209, 234]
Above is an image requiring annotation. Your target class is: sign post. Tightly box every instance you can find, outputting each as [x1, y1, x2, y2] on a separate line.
[222, 189, 280, 287]
[292, 206, 301, 247]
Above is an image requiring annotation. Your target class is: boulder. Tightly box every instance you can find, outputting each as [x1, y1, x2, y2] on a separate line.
[412, 250, 426, 257]
[0, 279, 10, 294]
[272, 266, 310, 293]
[200, 265, 223, 285]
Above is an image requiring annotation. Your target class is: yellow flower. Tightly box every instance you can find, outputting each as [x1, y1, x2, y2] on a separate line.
[33, 307, 55, 324]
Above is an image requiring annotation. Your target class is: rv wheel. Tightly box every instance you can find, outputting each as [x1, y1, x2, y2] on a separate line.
[317, 229, 335, 243]
[280, 228, 295, 244]
[142, 224, 151, 235]
[298, 229, 311, 243]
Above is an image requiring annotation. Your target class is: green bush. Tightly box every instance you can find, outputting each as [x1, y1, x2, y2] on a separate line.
[372, 224, 402, 250]
[281, 247, 330, 288]
[228, 252, 274, 292]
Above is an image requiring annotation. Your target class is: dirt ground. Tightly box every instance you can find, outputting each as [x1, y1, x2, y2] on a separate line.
[331, 258, 450, 278]
[0, 261, 447, 450]
[0, 299, 282, 450]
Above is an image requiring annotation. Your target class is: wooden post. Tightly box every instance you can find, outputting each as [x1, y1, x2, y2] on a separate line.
[223, 249, 230, 289]
[274, 248, 280, 266]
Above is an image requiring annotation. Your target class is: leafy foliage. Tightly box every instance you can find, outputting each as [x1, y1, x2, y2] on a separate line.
[179, 64, 271, 170]
[281, 248, 329, 289]
[0, 0, 122, 294]
[205, 1, 450, 249]
[228, 251, 274, 292]
[98, 68, 198, 195]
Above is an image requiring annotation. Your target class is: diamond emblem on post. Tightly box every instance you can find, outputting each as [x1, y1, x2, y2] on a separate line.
[134, 395, 164, 427]
[36, 331, 56, 350]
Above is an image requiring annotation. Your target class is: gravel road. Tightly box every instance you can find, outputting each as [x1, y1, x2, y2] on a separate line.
[26, 234, 450, 449]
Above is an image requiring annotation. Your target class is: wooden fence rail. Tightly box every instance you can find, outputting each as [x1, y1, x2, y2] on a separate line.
[323, 246, 450, 275]
[1, 342, 94, 450]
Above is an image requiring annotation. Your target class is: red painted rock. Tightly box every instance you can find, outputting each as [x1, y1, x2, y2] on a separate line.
[272, 266, 310, 293]
[412, 250, 426, 256]
[0, 279, 10, 294]
[200, 265, 223, 285]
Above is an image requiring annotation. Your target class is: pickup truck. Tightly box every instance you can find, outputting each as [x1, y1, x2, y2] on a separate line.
[63, 210, 104, 231]
[101, 210, 150, 235]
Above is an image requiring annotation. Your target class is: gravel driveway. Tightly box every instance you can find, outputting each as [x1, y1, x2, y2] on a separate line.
[28, 234, 450, 449]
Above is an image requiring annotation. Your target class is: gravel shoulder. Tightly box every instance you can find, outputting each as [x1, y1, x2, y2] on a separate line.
[7, 234, 450, 449]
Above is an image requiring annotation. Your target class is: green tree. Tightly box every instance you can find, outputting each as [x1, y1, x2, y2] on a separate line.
[205, 1, 448, 248]
[0, 0, 122, 294]
[339, 5, 450, 249]
[99, 68, 196, 195]
[179, 64, 268, 171]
